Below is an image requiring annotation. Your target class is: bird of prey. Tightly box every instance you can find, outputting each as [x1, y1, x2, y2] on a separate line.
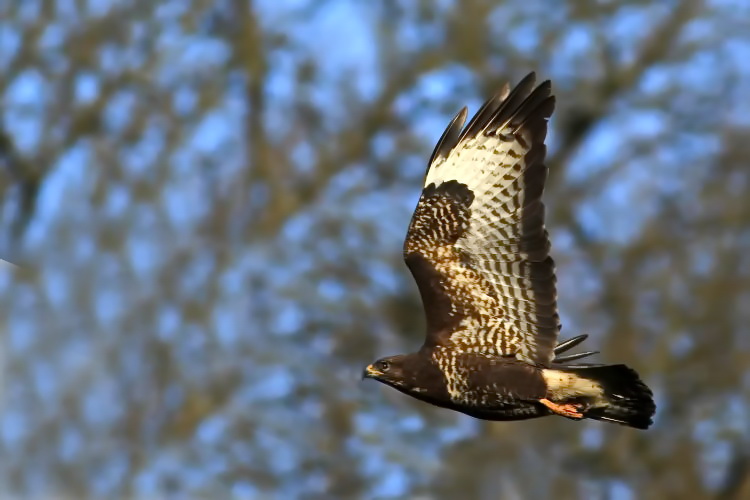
[363, 73, 655, 429]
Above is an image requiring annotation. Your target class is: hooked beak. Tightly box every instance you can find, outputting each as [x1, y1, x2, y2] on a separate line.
[362, 364, 382, 380]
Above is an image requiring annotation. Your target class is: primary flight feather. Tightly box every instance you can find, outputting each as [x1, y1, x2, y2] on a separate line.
[363, 73, 655, 429]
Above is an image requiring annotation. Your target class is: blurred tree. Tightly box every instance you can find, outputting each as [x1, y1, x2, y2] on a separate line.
[1, 0, 750, 499]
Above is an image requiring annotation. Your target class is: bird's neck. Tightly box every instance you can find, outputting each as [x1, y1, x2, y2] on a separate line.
[398, 351, 450, 402]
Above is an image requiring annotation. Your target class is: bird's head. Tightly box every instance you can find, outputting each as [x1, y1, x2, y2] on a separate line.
[362, 354, 409, 387]
[362, 352, 446, 402]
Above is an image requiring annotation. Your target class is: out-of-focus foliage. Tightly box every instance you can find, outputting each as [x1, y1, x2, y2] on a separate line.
[1, 0, 750, 498]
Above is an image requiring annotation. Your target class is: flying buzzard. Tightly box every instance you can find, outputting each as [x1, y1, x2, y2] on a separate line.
[363, 73, 655, 429]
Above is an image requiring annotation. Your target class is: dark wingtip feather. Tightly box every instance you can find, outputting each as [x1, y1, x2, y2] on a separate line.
[457, 72, 554, 154]
[428, 106, 468, 167]
[459, 72, 535, 143]
[425, 72, 553, 174]
[458, 93, 505, 144]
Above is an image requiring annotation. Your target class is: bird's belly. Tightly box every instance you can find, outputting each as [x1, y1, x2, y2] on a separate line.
[434, 351, 549, 420]
[446, 388, 551, 421]
[454, 399, 550, 421]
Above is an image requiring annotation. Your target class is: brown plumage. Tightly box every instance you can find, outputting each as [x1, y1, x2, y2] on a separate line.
[363, 73, 655, 429]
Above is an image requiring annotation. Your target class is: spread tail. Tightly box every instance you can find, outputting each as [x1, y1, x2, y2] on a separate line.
[557, 364, 656, 430]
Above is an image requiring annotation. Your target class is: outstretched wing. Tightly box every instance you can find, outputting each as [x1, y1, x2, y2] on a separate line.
[404, 73, 559, 367]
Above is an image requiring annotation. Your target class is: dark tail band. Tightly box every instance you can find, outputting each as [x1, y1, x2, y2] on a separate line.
[568, 364, 656, 429]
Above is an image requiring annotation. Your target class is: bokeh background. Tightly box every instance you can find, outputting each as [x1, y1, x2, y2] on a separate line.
[2, 0, 750, 498]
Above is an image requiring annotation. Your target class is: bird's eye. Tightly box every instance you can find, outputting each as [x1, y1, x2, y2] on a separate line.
[378, 360, 390, 372]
